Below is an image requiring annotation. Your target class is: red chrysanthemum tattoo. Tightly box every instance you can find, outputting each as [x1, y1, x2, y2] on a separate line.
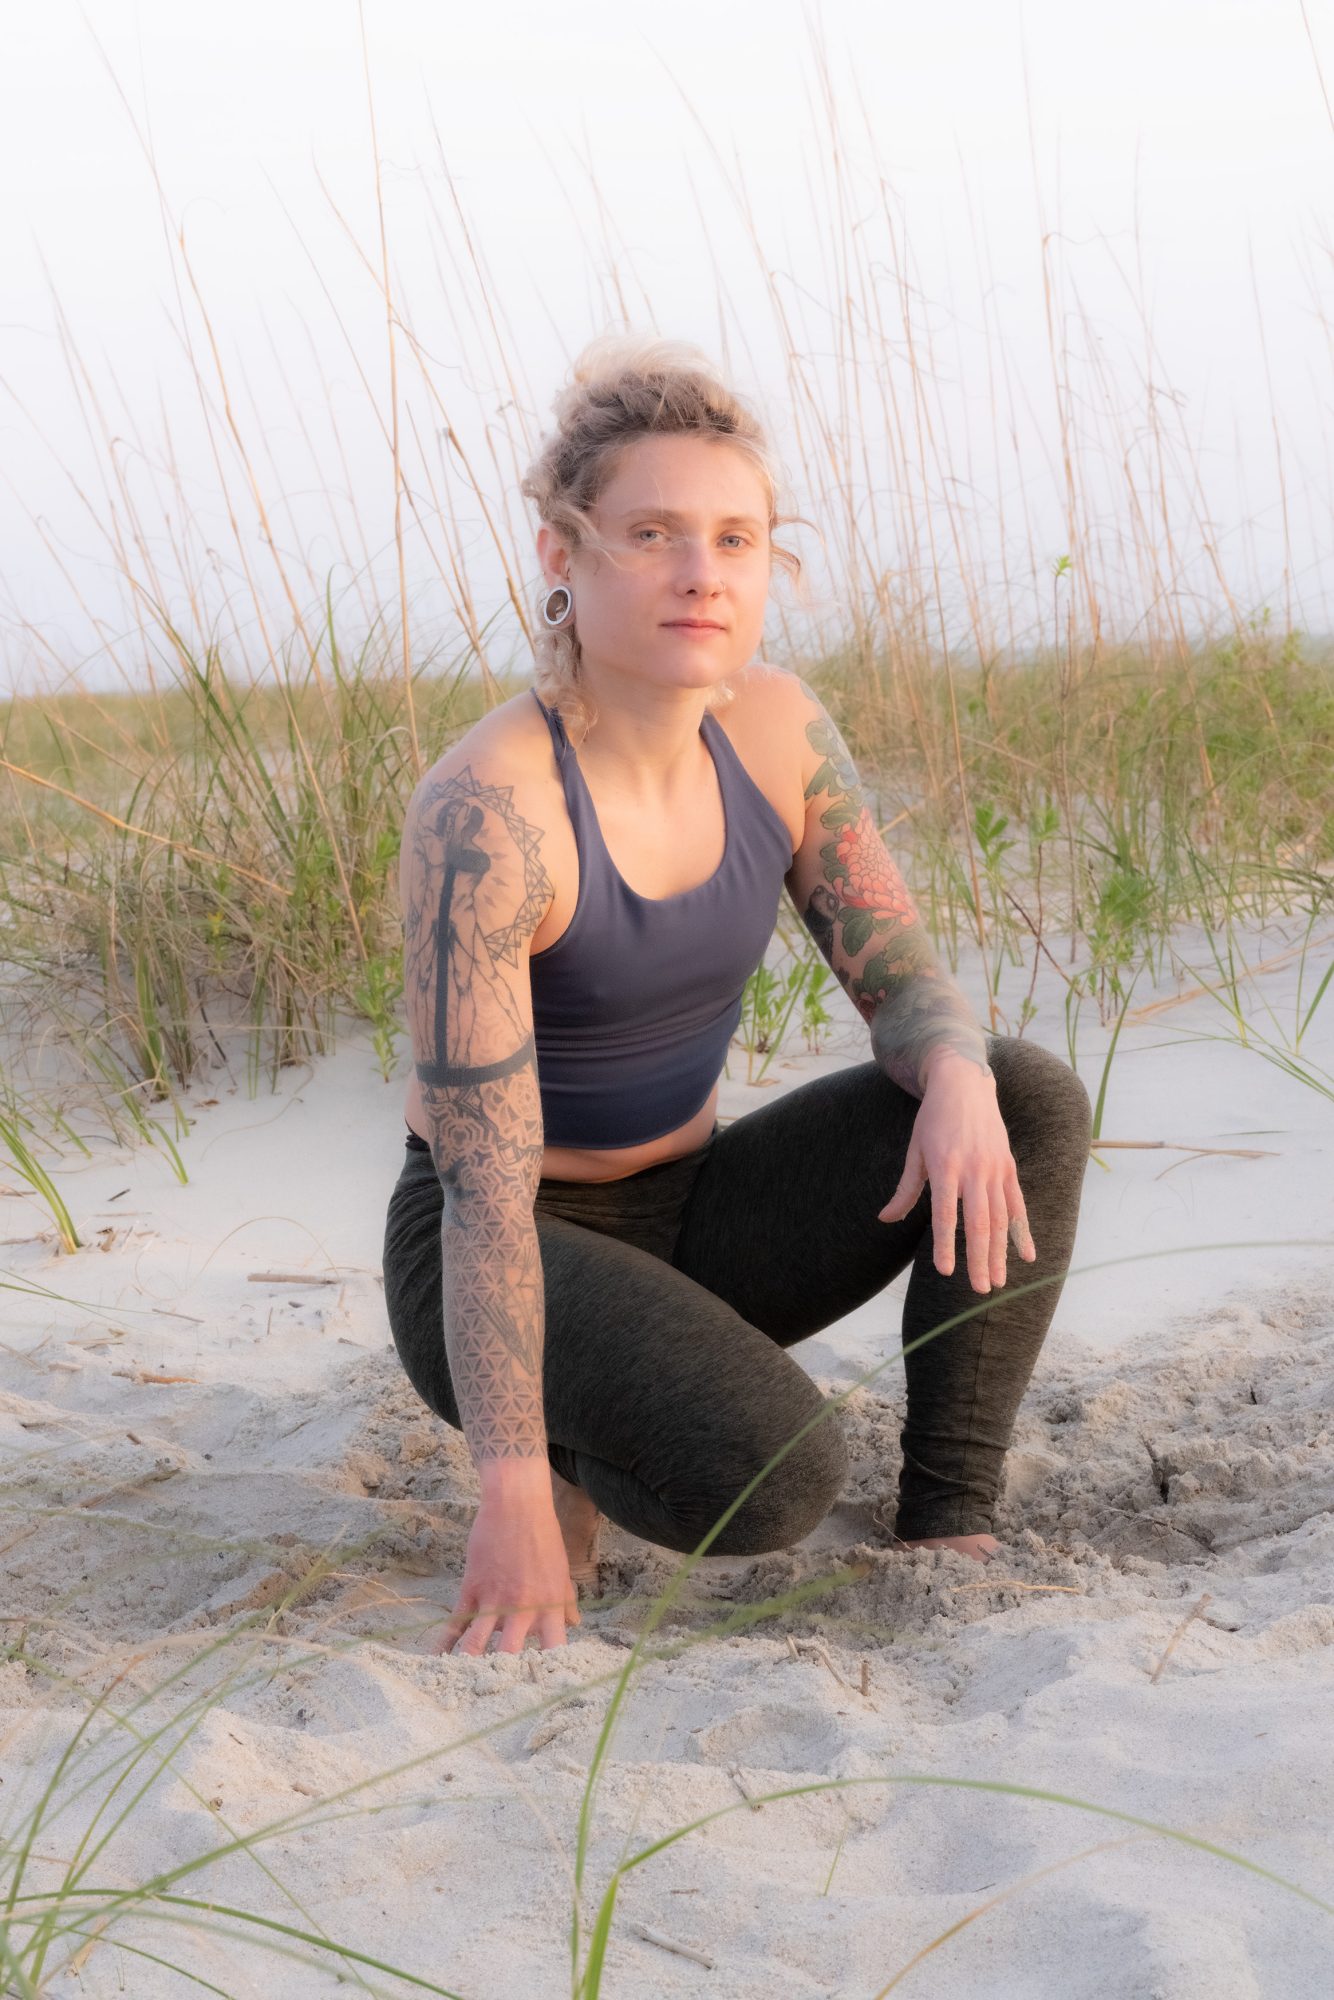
[832, 807, 920, 924]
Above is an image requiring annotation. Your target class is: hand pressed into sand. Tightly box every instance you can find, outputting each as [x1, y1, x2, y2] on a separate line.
[434, 1461, 581, 1655]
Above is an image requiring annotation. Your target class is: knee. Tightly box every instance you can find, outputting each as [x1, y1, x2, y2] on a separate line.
[678, 1402, 850, 1557]
[987, 1035, 1092, 1155]
[382, 1191, 461, 1431]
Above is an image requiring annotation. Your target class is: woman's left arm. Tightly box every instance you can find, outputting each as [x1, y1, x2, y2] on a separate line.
[780, 674, 1036, 1293]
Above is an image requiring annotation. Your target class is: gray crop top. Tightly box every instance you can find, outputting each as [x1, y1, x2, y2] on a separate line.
[524, 687, 795, 1149]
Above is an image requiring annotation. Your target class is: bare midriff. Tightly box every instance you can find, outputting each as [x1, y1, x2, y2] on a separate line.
[403, 672, 802, 1185]
[405, 1087, 721, 1182]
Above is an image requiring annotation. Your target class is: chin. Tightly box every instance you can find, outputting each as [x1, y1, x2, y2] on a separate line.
[687, 671, 736, 700]
[634, 664, 730, 695]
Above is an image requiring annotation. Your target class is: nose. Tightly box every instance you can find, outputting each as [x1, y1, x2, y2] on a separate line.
[674, 536, 723, 594]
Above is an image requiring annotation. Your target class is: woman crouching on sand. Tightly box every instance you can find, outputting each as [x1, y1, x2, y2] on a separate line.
[382, 334, 1093, 1657]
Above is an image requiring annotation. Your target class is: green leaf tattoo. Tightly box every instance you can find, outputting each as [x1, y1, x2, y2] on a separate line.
[795, 685, 991, 1095]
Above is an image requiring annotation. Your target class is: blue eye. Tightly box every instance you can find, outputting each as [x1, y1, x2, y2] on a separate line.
[633, 528, 751, 547]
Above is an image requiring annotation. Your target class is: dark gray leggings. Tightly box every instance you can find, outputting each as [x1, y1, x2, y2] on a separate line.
[382, 1035, 1092, 1552]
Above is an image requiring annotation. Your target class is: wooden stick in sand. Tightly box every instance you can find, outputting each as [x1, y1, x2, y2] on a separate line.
[627, 1922, 714, 1969]
[1149, 1592, 1213, 1683]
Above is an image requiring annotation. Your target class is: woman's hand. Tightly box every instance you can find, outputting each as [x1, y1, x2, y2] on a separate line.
[877, 1048, 1037, 1292]
[435, 1472, 580, 1655]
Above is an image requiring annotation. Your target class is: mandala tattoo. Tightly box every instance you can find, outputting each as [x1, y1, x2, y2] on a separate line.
[403, 763, 556, 1460]
[794, 679, 990, 1095]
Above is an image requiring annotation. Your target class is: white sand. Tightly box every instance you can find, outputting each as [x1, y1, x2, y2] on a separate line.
[2, 918, 1332, 1996]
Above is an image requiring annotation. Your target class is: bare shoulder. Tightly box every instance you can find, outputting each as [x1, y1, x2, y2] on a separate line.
[401, 692, 561, 948]
[725, 661, 840, 810]
[729, 660, 823, 735]
[411, 688, 555, 809]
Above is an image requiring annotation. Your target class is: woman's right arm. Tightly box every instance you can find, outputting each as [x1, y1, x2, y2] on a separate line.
[400, 747, 575, 1653]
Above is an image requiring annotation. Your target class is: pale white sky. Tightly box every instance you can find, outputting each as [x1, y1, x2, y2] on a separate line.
[2, 0, 1330, 695]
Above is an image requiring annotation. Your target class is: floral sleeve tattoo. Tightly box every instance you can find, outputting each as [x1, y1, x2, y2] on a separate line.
[794, 680, 991, 1096]
[403, 765, 555, 1461]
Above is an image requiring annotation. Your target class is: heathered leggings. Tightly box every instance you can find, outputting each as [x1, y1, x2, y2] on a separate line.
[381, 1034, 1092, 1551]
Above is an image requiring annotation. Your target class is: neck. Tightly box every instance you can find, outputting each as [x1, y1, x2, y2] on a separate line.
[572, 663, 719, 795]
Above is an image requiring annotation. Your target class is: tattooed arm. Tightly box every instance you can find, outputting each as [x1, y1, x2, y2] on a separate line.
[782, 676, 991, 1099]
[400, 751, 555, 1468]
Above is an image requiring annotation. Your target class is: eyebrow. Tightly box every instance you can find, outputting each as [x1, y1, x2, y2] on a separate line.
[617, 506, 766, 530]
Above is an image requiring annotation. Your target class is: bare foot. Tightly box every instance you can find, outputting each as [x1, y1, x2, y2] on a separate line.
[550, 1468, 604, 1596]
[899, 1532, 1001, 1564]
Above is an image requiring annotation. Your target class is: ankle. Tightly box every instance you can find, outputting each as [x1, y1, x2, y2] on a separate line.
[551, 1466, 600, 1519]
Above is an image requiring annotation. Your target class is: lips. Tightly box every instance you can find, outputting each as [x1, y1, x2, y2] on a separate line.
[663, 621, 726, 631]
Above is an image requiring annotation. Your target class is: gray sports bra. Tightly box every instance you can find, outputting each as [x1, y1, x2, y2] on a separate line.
[523, 688, 794, 1150]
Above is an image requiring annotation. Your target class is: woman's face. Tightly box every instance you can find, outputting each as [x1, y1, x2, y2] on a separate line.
[540, 433, 773, 697]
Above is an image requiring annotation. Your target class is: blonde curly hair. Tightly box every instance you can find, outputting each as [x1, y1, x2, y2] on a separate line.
[519, 333, 803, 739]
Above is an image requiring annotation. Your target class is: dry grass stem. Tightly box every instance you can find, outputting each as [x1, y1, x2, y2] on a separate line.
[1149, 1593, 1214, 1684]
[626, 1922, 715, 1969]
